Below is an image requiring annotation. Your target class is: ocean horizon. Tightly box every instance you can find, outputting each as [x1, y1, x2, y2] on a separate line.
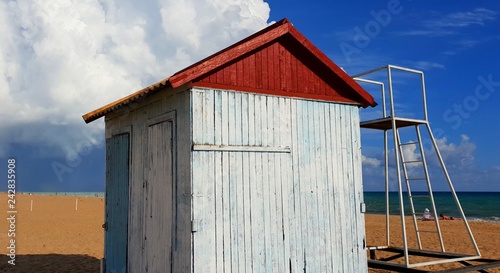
[16, 191, 105, 197]
[10, 191, 500, 222]
[364, 191, 500, 223]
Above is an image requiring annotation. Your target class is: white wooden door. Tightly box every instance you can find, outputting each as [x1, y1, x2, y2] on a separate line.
[192, 149, 293, 273]
[144, 115, 175, 273]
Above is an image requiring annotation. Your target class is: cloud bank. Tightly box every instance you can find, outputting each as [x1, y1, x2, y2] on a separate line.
[361, 134, 497, 191]
[0, 0, 270, 159]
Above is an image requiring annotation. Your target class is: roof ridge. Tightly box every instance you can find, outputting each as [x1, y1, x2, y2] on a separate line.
[83, 18, 375, 123]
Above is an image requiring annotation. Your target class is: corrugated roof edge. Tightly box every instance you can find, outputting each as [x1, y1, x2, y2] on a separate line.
[82, 78, 170, 123]
[82, 18, 376, 123]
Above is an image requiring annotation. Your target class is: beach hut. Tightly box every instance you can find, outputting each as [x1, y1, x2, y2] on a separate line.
[83, 18, 376, 273]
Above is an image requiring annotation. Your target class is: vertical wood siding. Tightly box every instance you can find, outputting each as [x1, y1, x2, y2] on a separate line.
[192, 89, 292, 273]
[104, 87, 366, 272]
[193, 40, 360, 104]
[144, 119, 174, 272]
[290, 99, 367, 273]
[191, 88, 367, 273]
[105, 90, 191, 273]
[105, 133, 130, 273]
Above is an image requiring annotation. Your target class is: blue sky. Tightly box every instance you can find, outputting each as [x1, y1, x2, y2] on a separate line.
[267, 0, 500, 191]
[1, 0, 499, 192]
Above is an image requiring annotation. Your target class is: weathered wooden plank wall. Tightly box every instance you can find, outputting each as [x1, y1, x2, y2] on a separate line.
[191, 88, 292, 273]
[144, 117, 174, 272]
[105, 88, 191, 273]
[290, 99, 367, 273]
[191, 88, 366, 273]
[103, 86, 366, 273]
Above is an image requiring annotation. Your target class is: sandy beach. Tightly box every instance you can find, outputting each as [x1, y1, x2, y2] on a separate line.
[0, 194, 104, 272]
[365, 214, 500, 272]
[1, 193, 499, 272]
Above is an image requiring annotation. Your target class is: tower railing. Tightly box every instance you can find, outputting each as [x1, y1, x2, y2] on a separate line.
[354, 65, 484, 270]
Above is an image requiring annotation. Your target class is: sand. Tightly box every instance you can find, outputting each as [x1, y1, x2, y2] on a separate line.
[1, 194, 104, 272]
[365, 214, 500, 272]
[0, 193, 499, 272]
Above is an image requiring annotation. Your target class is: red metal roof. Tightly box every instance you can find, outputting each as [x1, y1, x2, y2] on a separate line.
[83, 18, 375, 123]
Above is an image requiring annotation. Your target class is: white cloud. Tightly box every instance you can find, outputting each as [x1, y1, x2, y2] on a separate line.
[397, 135, 476, 170]
[394, 30, 457, 37]
[401, 142, 419, 163]
[432, 134, 476, 169]
[423, 8, 498, 28]
[332, 53, 392, 76]
[455, 39, 481, 49]
[361, 134, 485, 191]
[362, 155, 381, 168]
[396, 8, 498, 37]
[440, 39, 486, 56]
[0, 0, 270, 159]
[414, 61, 445, 70]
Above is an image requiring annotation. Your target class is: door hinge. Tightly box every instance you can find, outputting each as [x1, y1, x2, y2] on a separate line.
[360, 202, 366, 213]
[102, 222, 108, 231]
[191, 220, 198, 233]
[100, 258, 106, 273]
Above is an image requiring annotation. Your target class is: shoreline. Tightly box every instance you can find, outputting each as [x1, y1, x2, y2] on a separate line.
[5, 192, 105, 197]
[364, 212, 500, 223]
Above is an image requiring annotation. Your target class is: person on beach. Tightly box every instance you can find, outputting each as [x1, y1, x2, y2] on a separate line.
[422, 208, 434, 221]
[440, 213, 459, 220]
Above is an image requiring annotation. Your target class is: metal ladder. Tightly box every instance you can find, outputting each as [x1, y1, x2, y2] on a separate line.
[396, 125, 445, 252]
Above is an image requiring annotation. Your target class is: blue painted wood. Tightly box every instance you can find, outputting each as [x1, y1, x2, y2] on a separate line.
[105, 133, 130, 273]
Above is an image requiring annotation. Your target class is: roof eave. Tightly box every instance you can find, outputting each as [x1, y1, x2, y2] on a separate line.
[82, 78, 171, 123]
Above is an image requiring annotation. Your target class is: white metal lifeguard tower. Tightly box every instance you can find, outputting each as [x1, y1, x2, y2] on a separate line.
[354, 65, 500, 272]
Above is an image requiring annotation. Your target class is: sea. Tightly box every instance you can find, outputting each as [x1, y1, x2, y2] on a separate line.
[364, 191, 500, 222]
[19, 192, 105, 198]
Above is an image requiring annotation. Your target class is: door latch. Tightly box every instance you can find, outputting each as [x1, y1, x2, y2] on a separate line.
[102, 222, 108, 231]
